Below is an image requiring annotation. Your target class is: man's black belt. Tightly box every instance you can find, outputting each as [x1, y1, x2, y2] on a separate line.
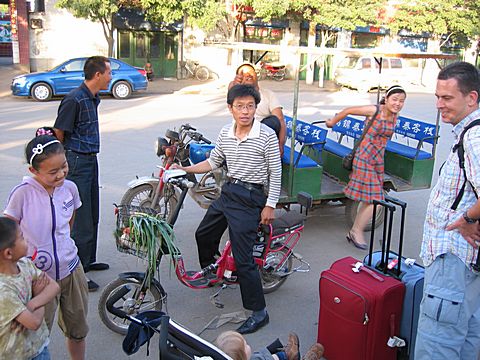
[228, 178, 264, 191]
[66, 149, 97, 156]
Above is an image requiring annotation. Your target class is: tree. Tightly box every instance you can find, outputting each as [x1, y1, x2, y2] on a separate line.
[289, 0, 386, 85]
[139, 0, 287, 42]
[56, 0, 119, 57]
[388, 0, 480, 52]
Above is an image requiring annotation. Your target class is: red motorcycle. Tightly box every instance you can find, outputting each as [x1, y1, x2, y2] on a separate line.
[98, 144, 312, 335]
[257, 61, 286, 81]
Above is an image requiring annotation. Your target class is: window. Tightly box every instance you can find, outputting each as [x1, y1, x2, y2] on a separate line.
[119, 32, 130, 58]
[361, 58, 371, 69]
[338, 56, 359, 69]
[150, 33, 161, 58]
[63, 60, 85, 71]
[28, 0, 45, 13]
[390, 59, 402, 69]
[136, 33, 146, 58]
[110, 60, 120, 70]
[164, 34, 176, 60]
[382, 58, 389, 69]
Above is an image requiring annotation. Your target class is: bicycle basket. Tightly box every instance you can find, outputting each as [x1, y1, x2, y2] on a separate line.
[114, 205, 178, 260]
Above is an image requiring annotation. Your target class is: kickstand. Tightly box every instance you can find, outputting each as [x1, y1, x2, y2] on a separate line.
[198, 310, 247, 336]
[210, 284, 228, 308]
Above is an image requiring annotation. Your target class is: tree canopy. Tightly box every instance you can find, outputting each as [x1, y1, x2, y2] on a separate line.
[56, 0, 480, 57]
[387, 0, 480, 49]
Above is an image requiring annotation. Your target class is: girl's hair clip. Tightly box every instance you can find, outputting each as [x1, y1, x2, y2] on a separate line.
[29, 140, 60, 165]
[36, 127, 55, 137]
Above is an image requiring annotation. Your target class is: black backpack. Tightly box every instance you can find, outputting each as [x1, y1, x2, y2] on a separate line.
[451, 119, 480, 210]
[450, 119, 480, 271]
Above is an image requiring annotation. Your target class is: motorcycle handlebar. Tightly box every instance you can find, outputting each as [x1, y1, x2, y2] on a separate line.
[181, 124, 196, 131]
[106, 285, 130, 319]
[198, 134, 211, 144]
[187, 131, 212, 144]
[169, 177, 195, 189]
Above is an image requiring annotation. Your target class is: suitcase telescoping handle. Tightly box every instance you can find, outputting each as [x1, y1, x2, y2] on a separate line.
[385, 196, 407, 276]
[367, 196, 407, 278]
[368, 200, 395, 272]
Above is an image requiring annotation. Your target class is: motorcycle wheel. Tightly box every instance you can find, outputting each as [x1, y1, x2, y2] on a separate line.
[260, 246, 293, 294]
[120, 183, 178, 219]
[273, 69, 285, 81]
[98, 278, 164, 335]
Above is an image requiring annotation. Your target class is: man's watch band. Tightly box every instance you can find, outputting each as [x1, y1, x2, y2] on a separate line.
[463, 211, 478, 224]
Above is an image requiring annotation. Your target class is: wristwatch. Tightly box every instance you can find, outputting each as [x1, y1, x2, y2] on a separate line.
[463, 211, 478, 224]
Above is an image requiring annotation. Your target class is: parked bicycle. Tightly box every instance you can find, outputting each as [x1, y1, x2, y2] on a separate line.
[98, 165, 311, 335]
[180, 59, 212, 81]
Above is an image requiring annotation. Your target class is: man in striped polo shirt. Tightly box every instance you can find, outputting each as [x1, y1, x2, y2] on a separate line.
[177, 84, 282, 334]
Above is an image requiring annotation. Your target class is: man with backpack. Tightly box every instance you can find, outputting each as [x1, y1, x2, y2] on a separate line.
[415, 62, 480, 359]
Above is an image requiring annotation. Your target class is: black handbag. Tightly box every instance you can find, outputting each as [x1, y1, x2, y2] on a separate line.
[342, 105, 380, 171]
[342, 152, 355, 171]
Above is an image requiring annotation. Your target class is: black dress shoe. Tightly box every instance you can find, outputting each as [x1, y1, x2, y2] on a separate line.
[89, 262, 110, 271]
[236, 314, 269, 334]
[88, 280, 99, 292]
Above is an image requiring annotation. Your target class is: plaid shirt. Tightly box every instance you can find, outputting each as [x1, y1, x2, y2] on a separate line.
[54, 82, 101, 154]
[421, 109, 480, 268]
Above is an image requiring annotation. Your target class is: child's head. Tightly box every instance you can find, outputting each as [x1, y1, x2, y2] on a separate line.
[0, 217, 27, 261]
[215, 331, 251, 360]
[25, 135, 68, 191]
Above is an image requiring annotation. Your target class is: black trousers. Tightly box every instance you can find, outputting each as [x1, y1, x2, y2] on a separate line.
[195, 182, 267, 311]
[66, 150, 99, 272]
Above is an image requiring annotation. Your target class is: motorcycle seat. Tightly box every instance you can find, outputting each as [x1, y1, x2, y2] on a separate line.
[271, 210, 305, 236]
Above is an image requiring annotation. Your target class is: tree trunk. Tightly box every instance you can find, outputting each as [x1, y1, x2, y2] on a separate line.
[464, 37, 479, 64]
[306, 22, 316, 85]
[317, 34, 329, 88]
[107, 35, 114, 57]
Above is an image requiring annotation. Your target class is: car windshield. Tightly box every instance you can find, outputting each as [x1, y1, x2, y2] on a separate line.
[338, 57, 360, 69]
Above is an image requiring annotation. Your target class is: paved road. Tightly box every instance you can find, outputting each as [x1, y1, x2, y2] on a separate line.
[0, 72, 450, 359]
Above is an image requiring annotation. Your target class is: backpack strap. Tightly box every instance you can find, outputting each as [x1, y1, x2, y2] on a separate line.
[451, 119, 480, 210]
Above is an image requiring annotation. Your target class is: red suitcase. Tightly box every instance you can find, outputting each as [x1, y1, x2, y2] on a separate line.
[318, 256, 405, 360]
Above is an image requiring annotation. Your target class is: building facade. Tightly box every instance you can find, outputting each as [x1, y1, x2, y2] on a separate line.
[6, 0, 476, 80]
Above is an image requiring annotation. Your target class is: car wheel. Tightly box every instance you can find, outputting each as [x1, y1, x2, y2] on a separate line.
[112, 81, 132, 99]
[31, 82, 53, 101]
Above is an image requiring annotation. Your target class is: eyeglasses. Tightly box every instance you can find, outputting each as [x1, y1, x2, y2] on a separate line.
[232, 104, 256, 111]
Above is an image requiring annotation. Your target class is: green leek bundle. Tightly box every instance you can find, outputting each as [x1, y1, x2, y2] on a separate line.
[128, 212, 180, 274]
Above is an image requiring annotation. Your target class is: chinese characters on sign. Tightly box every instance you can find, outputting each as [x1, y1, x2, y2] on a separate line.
[395, 117, 436, 141]
[9, 0, 17, 41]
[285, 119, 327, 145]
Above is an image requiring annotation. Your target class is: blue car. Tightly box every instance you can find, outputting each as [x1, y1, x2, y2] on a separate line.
[11, 57, 148, 101]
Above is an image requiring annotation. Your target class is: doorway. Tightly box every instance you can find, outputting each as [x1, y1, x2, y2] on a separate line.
[118, 31, 178, 78]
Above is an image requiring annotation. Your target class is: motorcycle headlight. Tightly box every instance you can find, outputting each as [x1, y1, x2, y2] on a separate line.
[155, 137, 169, 157]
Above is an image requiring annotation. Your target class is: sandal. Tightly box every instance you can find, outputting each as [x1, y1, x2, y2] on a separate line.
[346, 231, 368, 250]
